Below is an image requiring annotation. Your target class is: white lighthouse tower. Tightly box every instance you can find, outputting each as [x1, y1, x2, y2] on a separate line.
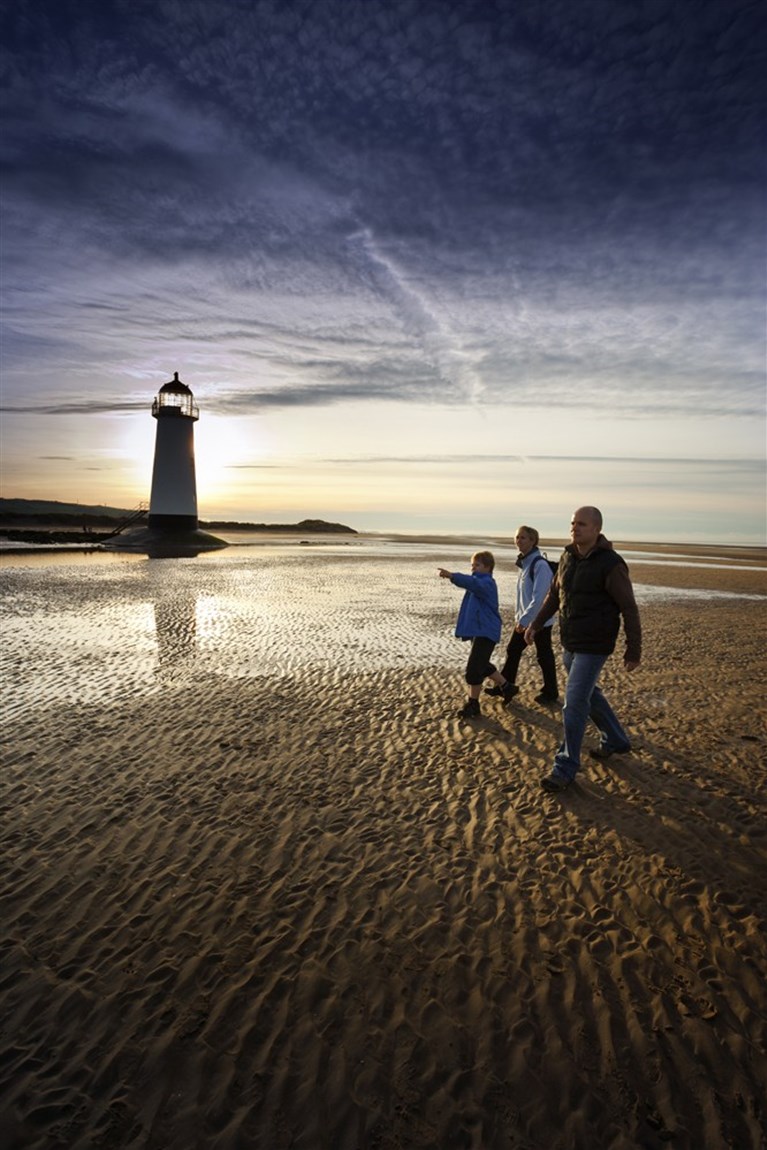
[148, 371, 199, 531]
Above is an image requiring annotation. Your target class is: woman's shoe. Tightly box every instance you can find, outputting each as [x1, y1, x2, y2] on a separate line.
[485, 683, 519, 700]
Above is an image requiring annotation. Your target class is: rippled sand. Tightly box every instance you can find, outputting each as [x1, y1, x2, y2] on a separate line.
[1, 544, 766, 1149]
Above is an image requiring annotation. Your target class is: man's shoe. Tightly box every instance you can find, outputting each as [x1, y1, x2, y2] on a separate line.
[588, 745, 631, 761]
[534, 692, 559, 706]
[541, 774, 571, 792]
[458, 699, 481, 719]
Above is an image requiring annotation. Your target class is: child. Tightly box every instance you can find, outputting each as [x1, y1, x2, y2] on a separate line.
[437, 551, 515, 718]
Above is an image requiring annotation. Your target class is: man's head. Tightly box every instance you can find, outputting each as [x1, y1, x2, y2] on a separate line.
[570, 506, 602, 554]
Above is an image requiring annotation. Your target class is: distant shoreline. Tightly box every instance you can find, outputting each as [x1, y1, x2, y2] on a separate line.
[0, 514, 357, 548]
[377, 532, 766, 558]
[0, 498, 357, 541]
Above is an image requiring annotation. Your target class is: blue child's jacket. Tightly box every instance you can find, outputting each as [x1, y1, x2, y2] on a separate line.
[450, 571, 502, 642]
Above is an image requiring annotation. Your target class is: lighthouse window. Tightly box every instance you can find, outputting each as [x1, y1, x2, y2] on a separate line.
[152, 392, 199, 419]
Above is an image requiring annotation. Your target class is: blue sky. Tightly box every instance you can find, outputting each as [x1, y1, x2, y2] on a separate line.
[1, 0, 765, 541]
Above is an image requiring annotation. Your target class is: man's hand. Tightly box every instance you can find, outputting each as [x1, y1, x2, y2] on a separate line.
[524, 625, 537, 646]
[624, 659, 640, 672]
[437, 568, 452, 579]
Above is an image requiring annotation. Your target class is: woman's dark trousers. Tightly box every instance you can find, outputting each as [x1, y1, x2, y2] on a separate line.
[501, 627, 558, 699]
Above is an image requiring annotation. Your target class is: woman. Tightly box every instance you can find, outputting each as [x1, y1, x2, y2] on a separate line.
[486, 525, 559, 705]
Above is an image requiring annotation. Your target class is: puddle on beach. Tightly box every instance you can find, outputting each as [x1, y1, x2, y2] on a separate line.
[1, 549, 764, 718]
[1, 553, 459, 714]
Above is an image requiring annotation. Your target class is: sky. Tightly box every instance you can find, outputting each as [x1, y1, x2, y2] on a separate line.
[1, 0, 765, 542]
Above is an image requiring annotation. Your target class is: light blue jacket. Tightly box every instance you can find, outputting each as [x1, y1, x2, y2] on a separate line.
[450, 571, 502, 643]
[516, 548, 555, 629]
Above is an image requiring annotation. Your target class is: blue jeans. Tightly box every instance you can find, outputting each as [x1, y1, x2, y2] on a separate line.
[552, 650, 631, 782]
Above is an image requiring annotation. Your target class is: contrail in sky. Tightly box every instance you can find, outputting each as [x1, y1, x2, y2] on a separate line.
[347, 226, 484, 402]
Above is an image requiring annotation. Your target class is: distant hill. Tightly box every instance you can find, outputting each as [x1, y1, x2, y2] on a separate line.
[0, 498, 132, 521]
[204, 518, 357, 534]
[0, 499, 357, 535]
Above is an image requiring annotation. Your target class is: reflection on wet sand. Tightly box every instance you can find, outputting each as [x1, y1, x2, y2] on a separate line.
[152, 589, 198, 671]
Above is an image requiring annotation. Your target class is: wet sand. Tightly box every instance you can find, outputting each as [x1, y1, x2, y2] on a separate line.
[1, 544, 766, 1149]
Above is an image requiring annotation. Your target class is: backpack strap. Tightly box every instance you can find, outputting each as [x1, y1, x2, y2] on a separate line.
[529, 554, 545, 583]
[530, 553, 556, 583]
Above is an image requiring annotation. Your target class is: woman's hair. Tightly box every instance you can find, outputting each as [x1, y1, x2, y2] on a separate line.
[472, 550, 495, 572]
[516, 525, 539, 547]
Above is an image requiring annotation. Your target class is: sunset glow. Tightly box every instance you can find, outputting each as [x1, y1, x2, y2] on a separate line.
[1, 1, 764, 541]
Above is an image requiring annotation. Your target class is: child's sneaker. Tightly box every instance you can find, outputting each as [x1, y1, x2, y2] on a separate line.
[458, 698, 481, 719]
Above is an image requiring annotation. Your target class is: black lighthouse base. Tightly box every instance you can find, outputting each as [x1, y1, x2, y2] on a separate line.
[105, 524, 229, 557]
[148, 512, 199, 530]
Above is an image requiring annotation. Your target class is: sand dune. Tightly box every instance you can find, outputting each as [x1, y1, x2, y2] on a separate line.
[1, 547, 765, 1148]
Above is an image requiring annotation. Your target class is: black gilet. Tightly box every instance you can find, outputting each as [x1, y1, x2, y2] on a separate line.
[558, 546, 626, 655]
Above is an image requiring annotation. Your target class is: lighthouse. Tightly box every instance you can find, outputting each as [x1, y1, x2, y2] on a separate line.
[106, 371, 226, 553]
[148, 371, 199, 530]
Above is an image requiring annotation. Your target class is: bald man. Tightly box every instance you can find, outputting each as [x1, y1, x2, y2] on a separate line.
[525, 506, 641, 792]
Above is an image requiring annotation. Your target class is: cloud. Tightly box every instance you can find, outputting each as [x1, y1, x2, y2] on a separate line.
[0, 399, 148, 416]
[321, 452, 765, 469]
[0, 0, 763, 437]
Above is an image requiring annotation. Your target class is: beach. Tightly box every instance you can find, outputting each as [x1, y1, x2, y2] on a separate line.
[1, 539, 766, 1149]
